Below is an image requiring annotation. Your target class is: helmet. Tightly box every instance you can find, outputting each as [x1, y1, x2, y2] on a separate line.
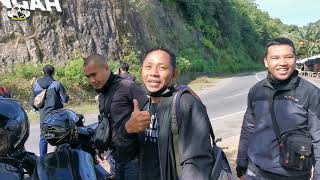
[0, 87, 11, 98]
[0, 98, 29, 156]
[41, 109, 83, 146]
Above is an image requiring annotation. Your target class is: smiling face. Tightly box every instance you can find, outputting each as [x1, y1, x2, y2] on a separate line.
[141, 50, 177, 93]
[264, 44, 296, 81]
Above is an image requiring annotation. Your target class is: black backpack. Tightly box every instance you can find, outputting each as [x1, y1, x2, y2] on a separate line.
[171, 88, 235, 179]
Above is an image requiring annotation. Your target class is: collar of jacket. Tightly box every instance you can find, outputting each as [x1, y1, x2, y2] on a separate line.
[41, 75, 55, 81]
[96, 72, 120, 93]
[146, 86, 176, 99]
[145, 87, 176, 110]
[263, 70, 299, 91]
[38, 76, 55, 88]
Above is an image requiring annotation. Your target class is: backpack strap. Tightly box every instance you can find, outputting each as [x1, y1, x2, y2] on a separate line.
[171, 91, 181, 176]
[101, 78, 122, 119]
[36, 80, 56, 98]
[270, 91, 281, 140]
[171, 88, 216, 177]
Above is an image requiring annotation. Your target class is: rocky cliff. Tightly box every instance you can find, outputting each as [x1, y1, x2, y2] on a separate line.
[0, 0, 181, 68]
[0, 0, 124, 67]
[0, 0, 190, 69]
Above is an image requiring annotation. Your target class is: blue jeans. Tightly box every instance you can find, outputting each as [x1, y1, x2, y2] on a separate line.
[114, 158, 139, 180]
[39, 132, 48, 156]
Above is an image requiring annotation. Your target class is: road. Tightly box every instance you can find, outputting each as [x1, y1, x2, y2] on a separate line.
[199, 72, 271, 140]
[25, 72, 320, 155]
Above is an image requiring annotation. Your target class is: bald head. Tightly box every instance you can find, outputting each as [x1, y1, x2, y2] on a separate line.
[83, 53, 110, 90]
[83, 54, 108, 67]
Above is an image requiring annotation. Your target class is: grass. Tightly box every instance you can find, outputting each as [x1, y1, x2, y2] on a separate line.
[27, 103, 99, 123]
[188, 76, 224, 92]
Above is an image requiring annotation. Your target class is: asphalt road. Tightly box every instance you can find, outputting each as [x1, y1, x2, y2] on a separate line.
[25, 72, 320, 155]
[201, 72, 266, 140]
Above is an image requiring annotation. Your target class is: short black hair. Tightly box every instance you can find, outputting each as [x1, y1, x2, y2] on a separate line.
[43, 65, 55, 76]
[121, 62, 130, 72]
[265, 37, 296, 57]
[141, 47, 176, 70]
[83, 53, 107, 67]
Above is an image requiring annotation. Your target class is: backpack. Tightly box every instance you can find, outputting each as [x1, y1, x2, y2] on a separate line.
[171, 88, 235, 180]
[33, 81, 54, 109]
[94, 78, 122, 151]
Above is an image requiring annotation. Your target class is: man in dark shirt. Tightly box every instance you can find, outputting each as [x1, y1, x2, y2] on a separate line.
[83, 54, 147, 180]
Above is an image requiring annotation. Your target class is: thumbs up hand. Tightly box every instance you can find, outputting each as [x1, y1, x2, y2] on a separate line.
[125, 99, 151, 134]
[132, 99, 141, 112]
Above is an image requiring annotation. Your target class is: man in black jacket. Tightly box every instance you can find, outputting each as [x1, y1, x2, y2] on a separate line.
[119, 62, 135, 81]
[236, 37, 320, 180]
[83, 54, 147, 180]
[115, 48, 214, 180]
[30, 65, 69, 156]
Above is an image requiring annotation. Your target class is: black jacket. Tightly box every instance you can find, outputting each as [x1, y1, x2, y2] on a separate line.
[120, 72, 135, 81]
[237, 72, 320, 177]
[115, 89, 214, 180]
[99, 73, 148, 161]
[31, 76, 69, 121]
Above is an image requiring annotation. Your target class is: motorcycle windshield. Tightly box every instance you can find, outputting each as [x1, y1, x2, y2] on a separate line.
[36, 149, 97, 180]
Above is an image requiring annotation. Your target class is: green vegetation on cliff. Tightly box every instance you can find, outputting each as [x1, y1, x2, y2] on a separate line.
[121, 0, 284, 75]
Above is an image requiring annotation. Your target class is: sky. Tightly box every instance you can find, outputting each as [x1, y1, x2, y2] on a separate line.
[255, 0, 320, 27]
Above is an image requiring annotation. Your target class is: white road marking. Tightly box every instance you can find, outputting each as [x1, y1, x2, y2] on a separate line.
[210, 110, 246, 121]
[223, 91, 249, 99]
[255, 73, 262, 81]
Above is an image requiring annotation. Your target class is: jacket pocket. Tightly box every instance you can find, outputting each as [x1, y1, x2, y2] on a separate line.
[274, 100, 308, 133]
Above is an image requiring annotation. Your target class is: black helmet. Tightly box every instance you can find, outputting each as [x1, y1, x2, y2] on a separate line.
[0, 98, 29, 156]
[41, 109, 83, 146]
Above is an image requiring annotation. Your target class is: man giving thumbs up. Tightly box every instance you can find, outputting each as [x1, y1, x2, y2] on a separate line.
[119, 48, 215, 180]
[125, 99, 151, 134]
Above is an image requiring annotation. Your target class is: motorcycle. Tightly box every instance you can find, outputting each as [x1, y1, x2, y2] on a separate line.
[0, 98, 111, 180]
[38, 109, 114, 180]
[0, 98, 37, 180]
[0, 150, 37, 180]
